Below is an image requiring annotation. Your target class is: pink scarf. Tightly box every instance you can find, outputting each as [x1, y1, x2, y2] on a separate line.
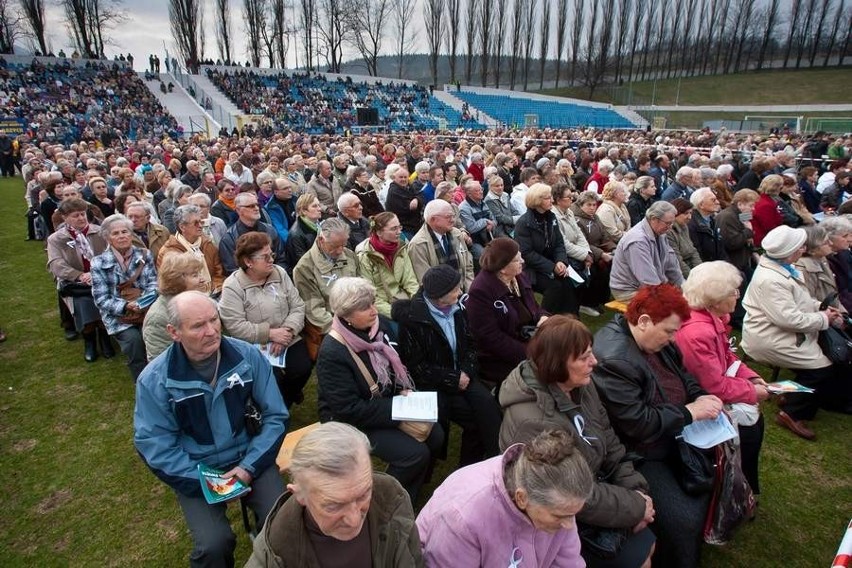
[331, 315, 414, 391]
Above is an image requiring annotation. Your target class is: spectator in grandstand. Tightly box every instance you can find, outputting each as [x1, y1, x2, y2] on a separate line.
[284, 193, 323, 270]
[794, 225, 848, 315]
[797, 166, 822, 214]
[675, 262, 768, 494]
[224, 159, 254, 186]
[610, 201, 683, 301]
[264, 178, 297, 244]
[511, 167, 541, 216]
[408, 200, 474, 291]
[687, 187, 727, 263]
[467, 236, 548, 388]
[393, 265, 502, 466]
[660, 166, 695, 202]
[219, 232, 312, 408]
[628, 176, 657, 226]
[337, 192, 369, 250]
[134, 291, 287, 568]
[48, 198, 110, 362]
[188, 193, 227, 246]
[86, 176, 115, 219]
[822, 216, 852, 313]
[219, 192, 286, 275]
[355, 212, 419, 318]
[156, 204, 225, 296]
[593, 283, 723, 568]
[816, 159, 848, 194]
[255, 171, 276, 208]
[38, 174, 63, 235]
[180, 160, 202, 188]
[459, 179, 496, 265]
[717, 188, 759, 276]
[292, 218, 359, 360]
[484, 174, 520, 238]
[315, 276, 444, 501]
[385, 168, 425, 240]
[584, 158, 613, 194]
[735, 158, 772, 191]
[780, 174, 811, 226]
[596, 180, 631, 243]
[666, 198, 703, 278]
[142, 253, 208, 361]
[246, 422, 423, 567]
[820, 171, 850, 212]
[751, 174, 785, 247]
[126, 201, 169, 259]
[499, 316, 657, 568]
[467, 152, 485, 182]
[159, 184, 193, 234]
[306, 160, 338, 217]
[572, 191, 616, 310]
[347, 166, 384, 218]
[417, 429, 591, 568]
[742, 225, 849, 440]
[91, 214, 157, 381]
[211, 179, 239, 226]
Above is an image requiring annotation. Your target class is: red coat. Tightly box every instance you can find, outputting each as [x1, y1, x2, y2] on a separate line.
[584, 171, 609, 193]
[674, 309, 760, 404]
[751, 193, 782, 247]
[467, 162, 485, 182]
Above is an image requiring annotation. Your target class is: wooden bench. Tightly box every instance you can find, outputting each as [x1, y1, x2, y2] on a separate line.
[276, 422, 321, 473]
[604, 300, 629, 314]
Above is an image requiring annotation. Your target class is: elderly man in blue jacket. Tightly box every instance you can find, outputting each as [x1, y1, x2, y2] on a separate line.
[134, 290, 288, 567]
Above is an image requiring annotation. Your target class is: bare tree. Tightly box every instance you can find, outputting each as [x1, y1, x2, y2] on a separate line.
[638, 0, 658, 79]
[611, 0, 630, 83]
[508, 0, 524, 88]
[20, 0, 48, 55]
[569, 0, 586, 85]
[0, 0, 22, 53]
[626, 0, 647, 82]
[315, 0, 348, 73]
[269, 0, 290, 67]
[392, 0, 417, 79]
[299, 0, 316, 71]
[822, 0, 843, 66]
[837, 2, 852, 65]
[521, 0, 536, 89]
[807, 0, 831, 66]
[169, 0, 204, 68]
[424, 0, 444, 86]
[243, 0, 267, 66]
[464, 0, 480, 83]
[62, 0, 126, 58]
[537, 0, 550, 89]
[445, 0, 462, 82]
[755, 0, 780, 70]
[492, 0, 509, 87]
[553, 0, 568, 88]
[795, 0, 818, 68]
[214, 0, 233, 63]
[347, 0, 390, 76]
[478, 0, 494, 85]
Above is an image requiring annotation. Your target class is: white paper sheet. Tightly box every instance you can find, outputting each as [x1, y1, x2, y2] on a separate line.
[680, 412, 738, 449]
[392, 391, 438, 422]
[257, 344, 288, 368]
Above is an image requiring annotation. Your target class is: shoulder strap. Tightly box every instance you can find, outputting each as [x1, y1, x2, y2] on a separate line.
[328, 329, 380, 398]
[119, 256, 147, 289]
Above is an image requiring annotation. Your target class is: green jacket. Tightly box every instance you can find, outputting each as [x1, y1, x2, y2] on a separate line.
[355, 239, 419, 318]
[245, 472, 424, 568]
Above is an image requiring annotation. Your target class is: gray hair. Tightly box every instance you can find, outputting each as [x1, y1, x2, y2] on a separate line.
[256, 170, 275, 186]
[690, 187, 716, 208]
[717, 163, 735, 177]
[188, 193, 211, 207]
[329, 277, 376, 318]
[336, 192, 360, 211]
[597, 159, 614, 173]
[414, 160, 430, 174]
[682, 261, 742, 309]
[675, 166, 695, 182]
[318, 217, 351, 240]
[288, 422, 371, 481]
[820, 216, 852, 239]
[576, 190, 601, 207]
[634, 175, 654, 192]
[646, 200, 676, 220]
[167, 290, 218, 329]
[234, 192, 257, 207]
[699, 167, 718, 184]
[424, 198, 453, 222]
[173, 184, 193, 202]
[101, 213, 134, 236]
[803, 224, 828, 254]
[174, 204, 202, 229]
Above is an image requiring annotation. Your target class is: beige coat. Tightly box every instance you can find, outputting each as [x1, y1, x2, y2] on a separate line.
[553, 206, 592, 262]
[795, 255, 847, 314]
[355, 239, 419, 317]
[47, 224, 107, 281]
[407, 224, 474, 291]
[219, 265, 305, 345]
[596, 200, 631, 242]
[292, 241, 360, 333]
[130, 222, 170, 259]
[742, 256, 831, 370]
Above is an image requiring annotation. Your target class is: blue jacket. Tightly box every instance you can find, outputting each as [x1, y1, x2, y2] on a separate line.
[134, 336, 288, 497]
[265, 197, 296, 243]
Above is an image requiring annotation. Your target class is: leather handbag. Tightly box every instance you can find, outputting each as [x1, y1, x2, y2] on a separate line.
[577, 524, 629, 560]
[674, 437, 716, 495]
[118, 262, 148, 326]
[818, 293, 852, 365]
[328, 329, 434, 443]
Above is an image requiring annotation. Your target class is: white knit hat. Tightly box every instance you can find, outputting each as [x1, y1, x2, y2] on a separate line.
[762, 225, 806, 259]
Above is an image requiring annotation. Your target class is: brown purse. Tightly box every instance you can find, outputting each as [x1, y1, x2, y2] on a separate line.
[118, 261, 148, 326]
[328, 329, 433, 442]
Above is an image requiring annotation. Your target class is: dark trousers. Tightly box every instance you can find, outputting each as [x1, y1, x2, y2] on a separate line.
[271, 340, 313, 407]
[738, 414, 764, 494]
[113, 326, 148, 381]
[176, 465, 283, 568]
[443, 380, 503, 467]
[536, 275, 579, 315]
[0, 153, 14, 177]
[581, 261, 612, 308]
[366, 424, 444, 503]
[786, 364, 847, 420]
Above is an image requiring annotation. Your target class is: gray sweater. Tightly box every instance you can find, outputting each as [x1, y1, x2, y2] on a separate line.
[609, 219, 683, 294]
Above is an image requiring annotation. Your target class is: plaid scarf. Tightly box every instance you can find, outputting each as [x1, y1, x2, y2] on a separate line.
[429, 229, 458, 270]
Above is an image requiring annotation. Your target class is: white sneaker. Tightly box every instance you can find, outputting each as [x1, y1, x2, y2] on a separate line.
[579, 306, 601, 317]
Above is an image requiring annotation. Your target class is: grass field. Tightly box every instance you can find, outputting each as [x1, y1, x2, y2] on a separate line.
[540, 68, 852, 107]
[0, 176, 850, 566]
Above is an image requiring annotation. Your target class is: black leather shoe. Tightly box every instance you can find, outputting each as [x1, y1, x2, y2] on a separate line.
[65, 329, 79, 341]
[98, 329, 115, 358]
[83, 333, 98, 363]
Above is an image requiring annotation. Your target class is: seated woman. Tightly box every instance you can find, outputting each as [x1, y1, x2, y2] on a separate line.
[823, 216, 852, 313]
[210, 179, 239, 226]
[393, 265, 503, 467]
[355, 212, 419, 318]
[91, 214, 158, 381]
[47, 198, 109, 362]
[142, 252, 208, 361]
[795, 224, 849, 316]
[284, 193, 323, 270]
[219, 232, 313, 408]
[484, 174, 520, 238]
[417, 429, 592, 568]
[500, 316, 656, 568]
[466, 238, 548, 389]
[158, 183, 193, 234]
[593, 284, 724, 568]
[666, 198, 703, 278]
[573, 191, 616, 313]
[751, 175, 785, 247]
[157, 204, 225, 296]
[675, 262, 769, 494]
[742, 225, 849, 440]
[515, 183, 579, 315]
[596, 181, 631, 243]
[316, 277, 444, 502]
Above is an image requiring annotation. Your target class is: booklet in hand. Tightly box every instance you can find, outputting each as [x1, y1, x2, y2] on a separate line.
[680, 412, 739, 449]
[392, 391, 438, 422]
[135, 290, 159, 309]
[766, 380, 815, 394]
[198, 463, 251, 505]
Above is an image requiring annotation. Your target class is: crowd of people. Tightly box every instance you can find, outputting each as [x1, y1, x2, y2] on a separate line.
[14, 123, 852, 567]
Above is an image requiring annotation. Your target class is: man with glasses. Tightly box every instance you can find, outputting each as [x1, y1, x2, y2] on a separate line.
[610, 201, 683, 301]
[218, 193, 286, 275]
[189, 193, 227, 245]
[127, 201, 170, 259]
[336, 192, 369, 250]
[409, 199, 474, 292]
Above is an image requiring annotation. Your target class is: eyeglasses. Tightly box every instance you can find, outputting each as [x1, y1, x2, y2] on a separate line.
[251, 252, 275, 261]
[241, 203, 260, 209]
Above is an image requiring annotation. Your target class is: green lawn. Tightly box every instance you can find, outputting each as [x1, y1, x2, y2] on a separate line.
[0, 176, 849, 566]
[539, 67, 852, 106]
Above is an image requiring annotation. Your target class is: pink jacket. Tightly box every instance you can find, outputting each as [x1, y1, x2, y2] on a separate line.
[675, 309, 760, 405]
[416, 444, 585, 568]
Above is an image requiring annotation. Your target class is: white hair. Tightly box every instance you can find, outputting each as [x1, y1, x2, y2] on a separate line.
[690, 187, 715, 208]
